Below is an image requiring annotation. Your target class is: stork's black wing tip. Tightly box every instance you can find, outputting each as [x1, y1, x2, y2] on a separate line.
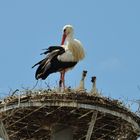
[42, 48, 48, 50]
[40, 52, 44, 55]
[32, 62, 39, 68]
[40, 51, 49, 55]
[32, 65, 35, 68]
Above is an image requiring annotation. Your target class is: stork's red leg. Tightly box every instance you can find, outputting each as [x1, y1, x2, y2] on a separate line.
[62, 70, 66, 90]
[59, 72, 63, 90]
[59, 70, 66, 91]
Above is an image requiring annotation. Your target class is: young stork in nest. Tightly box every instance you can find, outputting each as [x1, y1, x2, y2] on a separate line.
[32, 25, 85, 91]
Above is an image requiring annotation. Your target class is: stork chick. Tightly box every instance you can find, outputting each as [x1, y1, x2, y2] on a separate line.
[76, 70, 87, 92]
[91, 76, 100, 96]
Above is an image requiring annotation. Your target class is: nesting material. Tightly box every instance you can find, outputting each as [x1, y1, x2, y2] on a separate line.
[0, 91, 140, 140]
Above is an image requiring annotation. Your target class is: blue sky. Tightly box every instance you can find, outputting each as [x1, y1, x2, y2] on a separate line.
[0, 0, 140, 113]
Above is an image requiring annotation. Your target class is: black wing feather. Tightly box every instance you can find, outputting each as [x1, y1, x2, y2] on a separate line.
[40, 46, 64, 55]
[39, 58, 77, 80]
[33, 46, 68, 80]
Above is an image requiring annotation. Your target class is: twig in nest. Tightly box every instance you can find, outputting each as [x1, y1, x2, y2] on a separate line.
[11, 89, 19, 96]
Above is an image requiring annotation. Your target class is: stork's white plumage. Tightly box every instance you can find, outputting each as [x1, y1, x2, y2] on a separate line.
[59, 25, 85, 62]
[32, 25, 85, 91]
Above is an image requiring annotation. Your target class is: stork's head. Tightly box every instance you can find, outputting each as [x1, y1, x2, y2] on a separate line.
[61, 25, 74, 45]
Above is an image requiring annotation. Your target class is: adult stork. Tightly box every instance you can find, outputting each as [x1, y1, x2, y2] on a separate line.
[32, 25, 85, 91]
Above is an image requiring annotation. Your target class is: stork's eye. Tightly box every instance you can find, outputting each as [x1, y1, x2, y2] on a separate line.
[63, 29, 66, 33]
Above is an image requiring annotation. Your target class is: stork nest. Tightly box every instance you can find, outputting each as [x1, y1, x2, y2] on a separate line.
[0, 89, 140, 140]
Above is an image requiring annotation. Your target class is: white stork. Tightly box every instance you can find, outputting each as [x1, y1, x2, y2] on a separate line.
[32, 25, 85, 91]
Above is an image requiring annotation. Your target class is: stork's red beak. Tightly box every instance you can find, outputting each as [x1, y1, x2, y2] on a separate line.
[61, 33, 67, 45]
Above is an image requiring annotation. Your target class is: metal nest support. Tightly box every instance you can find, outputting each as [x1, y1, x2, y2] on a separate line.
[0, 90, 140, 140]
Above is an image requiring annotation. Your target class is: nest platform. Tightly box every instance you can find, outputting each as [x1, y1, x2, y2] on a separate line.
[0, 90, 140, 140]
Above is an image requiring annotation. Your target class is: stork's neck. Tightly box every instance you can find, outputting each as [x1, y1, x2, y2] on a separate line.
[66, 33, 74, 43]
